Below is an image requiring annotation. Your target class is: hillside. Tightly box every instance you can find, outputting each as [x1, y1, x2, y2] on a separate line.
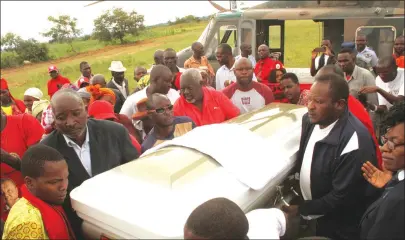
[2, 20, 321, 99]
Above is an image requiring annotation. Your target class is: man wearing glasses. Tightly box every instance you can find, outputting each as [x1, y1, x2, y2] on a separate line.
[141, 93, 196, 153]
[360, 100, 404, 240]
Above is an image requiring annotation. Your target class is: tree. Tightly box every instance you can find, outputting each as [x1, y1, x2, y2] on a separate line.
[93, 8, 145, 44]
[1, 32, 23, 51]
[41, 15, 82, 52]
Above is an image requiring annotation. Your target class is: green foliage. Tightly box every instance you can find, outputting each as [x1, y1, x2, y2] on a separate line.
[0, 51, 21, 69]
[42, 15, 82, 43]
[93, 8, 145, 44]
[168, 15, 201, 25]
[1, 32, 23, 51]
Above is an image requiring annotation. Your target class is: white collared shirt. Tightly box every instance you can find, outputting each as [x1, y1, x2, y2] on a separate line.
[63, 127, 92, 176]
[357, 47, 378, 68]
[397, 169, 404, 181]
[215, 62, 257, 91]
[112, 78, 127, 98]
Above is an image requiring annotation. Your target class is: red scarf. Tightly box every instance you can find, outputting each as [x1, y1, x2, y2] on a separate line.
[21, 185, 76, 240]
[1, 78, 26, 114]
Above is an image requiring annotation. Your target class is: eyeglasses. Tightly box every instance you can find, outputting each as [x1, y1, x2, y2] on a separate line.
[149, 105, 173, 114]
[381, 135, 405, 151]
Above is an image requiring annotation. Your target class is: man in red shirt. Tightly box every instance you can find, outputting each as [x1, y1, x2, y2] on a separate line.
[254, 44, 284, 86]
[1, 109, 44, 220]
[393, 36, 404, 68]
[164, 48, 183, 90]
[174, 69, 240, 126]
[47, 65, 71, 98]
[222, 57, 274, 114]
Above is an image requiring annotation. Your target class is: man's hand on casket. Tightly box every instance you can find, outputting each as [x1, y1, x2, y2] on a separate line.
[281, 205, 299, 217]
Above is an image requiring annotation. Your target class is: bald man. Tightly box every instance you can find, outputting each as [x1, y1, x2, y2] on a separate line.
[120, 65, 180, 125]
[184, 42, 215, 80]
[223, 57, 274, 114]
[254, 44, 284, 85]
[41, 88, 139, 238]
[173, 68, 239, 126]
[141, 93, 195, 152]
[90, 74, 125, 113]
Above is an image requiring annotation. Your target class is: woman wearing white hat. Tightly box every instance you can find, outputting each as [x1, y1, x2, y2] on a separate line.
[23, 88, 44, 114]
[31, 99, 50, 122]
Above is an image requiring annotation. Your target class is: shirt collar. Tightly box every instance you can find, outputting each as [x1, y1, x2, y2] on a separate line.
[112, 78, 126, 88]
[63, 126, 89, 147]
[350, 65, 360, 80]
[398, 169, 404, 181]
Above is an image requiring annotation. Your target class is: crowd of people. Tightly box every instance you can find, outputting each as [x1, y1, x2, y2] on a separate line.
[0, 33, 404, 240]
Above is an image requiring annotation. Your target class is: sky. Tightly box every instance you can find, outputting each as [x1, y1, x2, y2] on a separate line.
[1, 1, 266, 42]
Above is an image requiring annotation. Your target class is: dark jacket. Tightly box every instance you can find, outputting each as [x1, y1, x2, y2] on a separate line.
[107, 78, 130, 98]
[296, 108, 379, 240]
[360, 175, 404, 240]
[110, 88, 125, 113]
[41, 119, 139, 238]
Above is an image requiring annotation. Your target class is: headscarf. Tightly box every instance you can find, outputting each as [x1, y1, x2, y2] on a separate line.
[86, 85, 116, 105]
[24, 88, 43, 100]
[32, 99, 50, 119]
[0, 78, 26, 114]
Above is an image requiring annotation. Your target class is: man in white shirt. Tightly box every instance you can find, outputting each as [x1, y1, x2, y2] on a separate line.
[235, 43, 256, 66]
[282, 73, 379, 240]
[120, 65, 180, 121]
[222, 57, 274, 114]
[359, 56, 405, 112]
[215, 43, 256, 91]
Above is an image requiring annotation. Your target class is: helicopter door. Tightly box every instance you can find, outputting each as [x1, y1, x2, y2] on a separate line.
[256, 20, 285, 63]
[239, 19, 256, 58]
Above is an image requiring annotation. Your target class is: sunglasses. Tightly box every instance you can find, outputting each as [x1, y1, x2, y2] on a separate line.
[149, 105, 173, 114]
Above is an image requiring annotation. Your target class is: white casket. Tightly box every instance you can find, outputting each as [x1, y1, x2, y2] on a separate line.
[70, 103, 307, 239]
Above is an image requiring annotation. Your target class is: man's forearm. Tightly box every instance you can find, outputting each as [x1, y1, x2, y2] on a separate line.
[1, 156, 21, 171]
[377, 88, 401, 104]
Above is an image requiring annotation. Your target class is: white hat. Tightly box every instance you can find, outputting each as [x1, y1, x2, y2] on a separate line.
[108, 61, 127, 72]
[32, 99, 50, 118]
[24, 88, 43, 100]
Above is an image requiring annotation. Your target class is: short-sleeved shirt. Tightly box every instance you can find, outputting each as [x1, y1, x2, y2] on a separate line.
[254, 57, 284, 85]
[141, 116, 196, 153]
[345, 65, 379, 106]
[216, 64, 257, 91]
[222, 81, 274, 114]
[173, 87, 240, 126]
[1, 114, 45, 186]
[357, 47, 378, 68]
[375, 69, 404, 109]
[47, 75, 71, 98]
[119, 86, 180, 119]
[184, 56, 215, 77]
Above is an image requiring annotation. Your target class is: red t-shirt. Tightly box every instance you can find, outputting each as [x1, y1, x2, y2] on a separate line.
[47, 75, 71, 98]
[254, 57, 284, 85]
[1, 114, 44, 221]
[173, 87, 240, 126]
[173, 72, 182, 90]
[347, 95, 383, 169]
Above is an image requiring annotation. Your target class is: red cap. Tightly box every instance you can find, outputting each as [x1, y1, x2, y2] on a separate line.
[88, 100, 117, 121]
[77, 77, 90, 88]
[48, 65, 58, 73]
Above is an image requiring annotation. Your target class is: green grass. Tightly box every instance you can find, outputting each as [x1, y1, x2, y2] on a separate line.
[4, 20, 321, 99]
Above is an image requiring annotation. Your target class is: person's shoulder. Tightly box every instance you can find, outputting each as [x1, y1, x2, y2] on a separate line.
[252, 81, 271, 90]
[222, 82, 238, 96]
[89, 118, 122, 131]
[174, 116, 194, 124]
[7, 198, 42, 224]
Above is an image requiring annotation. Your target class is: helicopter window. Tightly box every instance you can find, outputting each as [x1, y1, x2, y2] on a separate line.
[219, 25, 237, 47]
[356, 26, 396, 58]
[269, 25, 281, 49]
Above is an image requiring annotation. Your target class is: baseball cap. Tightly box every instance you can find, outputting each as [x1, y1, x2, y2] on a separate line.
[88, 100, 117, 121]
[48, 65, 59, 73]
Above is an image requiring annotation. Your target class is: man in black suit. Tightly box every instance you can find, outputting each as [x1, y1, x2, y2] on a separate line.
[107, 61, 130, 99]
[41, 88, 139, 238]
[282, 73, 379, 240]
[360, 100, 404, 240]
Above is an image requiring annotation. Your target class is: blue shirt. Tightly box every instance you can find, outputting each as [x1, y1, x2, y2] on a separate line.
[141, 116, 196, 153]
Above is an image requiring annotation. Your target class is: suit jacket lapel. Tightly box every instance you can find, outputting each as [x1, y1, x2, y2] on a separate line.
[87, 120, 104, 176]
[55, 133, 90, 181]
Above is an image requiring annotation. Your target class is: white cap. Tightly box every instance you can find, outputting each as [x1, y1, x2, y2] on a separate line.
[24, 88, 43, 100]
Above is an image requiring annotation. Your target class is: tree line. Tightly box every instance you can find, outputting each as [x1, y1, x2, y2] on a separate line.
[1, 8, 203, 69]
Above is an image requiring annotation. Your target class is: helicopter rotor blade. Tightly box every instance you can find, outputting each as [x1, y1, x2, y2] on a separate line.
[84, 0, 104, 7]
